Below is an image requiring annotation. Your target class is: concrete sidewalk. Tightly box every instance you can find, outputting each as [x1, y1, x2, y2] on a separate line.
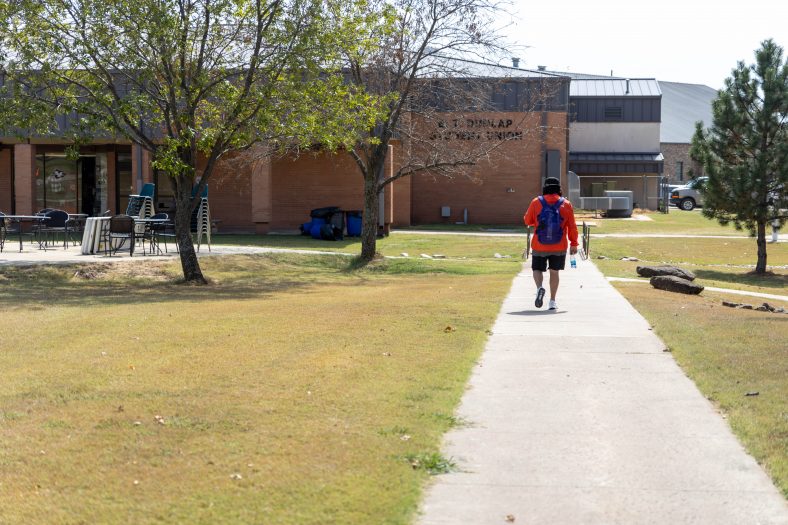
[418, 261, 788, 524]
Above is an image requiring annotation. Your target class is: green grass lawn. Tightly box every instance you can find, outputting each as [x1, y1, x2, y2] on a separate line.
[582, 209, 746, 236]
[0, 250, 520, 524]
[389, 209, 746, 236]
[212, 209, 744, 258]
[593, 236, 788, 295]
[613, 283, 788, 497]
[586, 214, 787, 496]
[2, 214, 785, 522]
[213, 233, 529, 260]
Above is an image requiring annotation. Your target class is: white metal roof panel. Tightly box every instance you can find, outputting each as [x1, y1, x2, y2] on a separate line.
[570, 79, 661, 97]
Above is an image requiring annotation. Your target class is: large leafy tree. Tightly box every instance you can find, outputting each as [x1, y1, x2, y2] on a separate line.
[333, 0, 550, 262]
[1, 1, 58, 140]
[691, 39, 787, 274]
[5, 0, 376, 282]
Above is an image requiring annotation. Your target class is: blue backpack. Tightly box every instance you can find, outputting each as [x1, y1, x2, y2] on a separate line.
[536, 196, 565, 245]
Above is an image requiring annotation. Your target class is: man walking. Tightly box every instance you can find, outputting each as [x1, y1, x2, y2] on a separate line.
[524, 177, 579, 310]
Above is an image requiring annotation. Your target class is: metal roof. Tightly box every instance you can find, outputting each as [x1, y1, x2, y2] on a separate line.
[659, 81, 718, 143]
[538, 70, 622, 80]
[426, 57, 570, 80]
[570, 79, 661, 98]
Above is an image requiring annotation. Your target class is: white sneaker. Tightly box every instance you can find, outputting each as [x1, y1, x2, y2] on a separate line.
[548, 300, 558, 310]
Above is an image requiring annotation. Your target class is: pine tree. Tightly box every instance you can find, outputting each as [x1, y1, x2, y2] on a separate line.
[691, 39, 788, 274]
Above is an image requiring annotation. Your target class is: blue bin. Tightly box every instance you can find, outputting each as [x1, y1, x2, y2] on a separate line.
[346, 211, 362, 237]
[301, 221, 312, 235]
[310, 217, 326, 239]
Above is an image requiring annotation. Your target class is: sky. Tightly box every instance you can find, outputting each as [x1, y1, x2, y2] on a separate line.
[496, 0, 788, 88]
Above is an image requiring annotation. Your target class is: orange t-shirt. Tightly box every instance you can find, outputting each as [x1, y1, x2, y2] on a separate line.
[523, 194, 579, 254]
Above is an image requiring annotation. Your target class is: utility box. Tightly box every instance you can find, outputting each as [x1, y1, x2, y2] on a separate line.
[567, 171, 580, 205]
[440, 206, 451, 218]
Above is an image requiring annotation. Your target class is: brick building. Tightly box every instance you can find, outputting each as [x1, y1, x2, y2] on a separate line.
[1, 69, 571, 232]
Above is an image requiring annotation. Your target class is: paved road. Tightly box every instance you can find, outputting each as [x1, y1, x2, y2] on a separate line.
[417, 261, 788, 524]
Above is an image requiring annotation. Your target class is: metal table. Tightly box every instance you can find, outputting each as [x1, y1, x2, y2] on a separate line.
[0, 215, 49, 252]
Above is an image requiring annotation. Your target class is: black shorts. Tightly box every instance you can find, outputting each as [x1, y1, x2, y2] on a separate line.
[531, 254, 566, 272]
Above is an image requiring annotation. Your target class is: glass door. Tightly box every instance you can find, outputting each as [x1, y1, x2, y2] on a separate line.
[78, 154, 109, 216]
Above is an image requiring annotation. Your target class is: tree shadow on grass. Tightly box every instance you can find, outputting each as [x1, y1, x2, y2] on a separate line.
[694, 269, 788, 291]
[0, 263, 318, 308]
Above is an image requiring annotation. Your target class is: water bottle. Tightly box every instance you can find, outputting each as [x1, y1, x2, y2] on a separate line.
[570, 254, 577, 269]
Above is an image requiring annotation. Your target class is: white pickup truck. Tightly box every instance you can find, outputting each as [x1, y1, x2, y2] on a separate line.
[670, 177, 708, 211]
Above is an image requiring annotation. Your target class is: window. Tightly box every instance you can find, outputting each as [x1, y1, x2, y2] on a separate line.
[676, 161, 684, 181]
[35, 154, 79, 213]
[34, 153, 109, 215]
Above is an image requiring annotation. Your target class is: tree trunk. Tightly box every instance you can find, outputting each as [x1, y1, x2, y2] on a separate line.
[174, 175, 207, 284]
[755, 220, 767, 274]
[360, 174, 379, 262]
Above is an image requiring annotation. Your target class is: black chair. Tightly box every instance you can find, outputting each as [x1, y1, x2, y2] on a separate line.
[38, 210, 71, 249]
[0, 212, 11, 252]
[149, 213, 175, 254]
[105, 214, 135, 256]
[66, 215, 86, 245]
[136, 212, 168, 255]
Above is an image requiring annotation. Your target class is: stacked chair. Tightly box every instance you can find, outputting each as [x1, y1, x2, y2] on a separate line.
[190, 184, 211, 252]
[126, 183, 155, 253]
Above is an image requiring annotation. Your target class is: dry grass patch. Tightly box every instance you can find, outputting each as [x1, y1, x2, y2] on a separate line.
[593, 237, 788, 295]
[0, 254, 517, 524]
[613, 283, 788, 496]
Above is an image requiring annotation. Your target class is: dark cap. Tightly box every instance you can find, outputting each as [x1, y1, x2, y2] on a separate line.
[543, 177, 561, 194]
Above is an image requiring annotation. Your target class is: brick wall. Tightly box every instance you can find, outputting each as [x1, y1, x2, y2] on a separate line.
[204, 153, 254, 232]
[0, 147, 12, 213]
[411, 111, 568, 224]
[389, 144, 411, 227]
[270, 150, 366, 230]
[13, 144, 35, 215]
[661, 142, 704, 183]
[208, 144, 414, 232]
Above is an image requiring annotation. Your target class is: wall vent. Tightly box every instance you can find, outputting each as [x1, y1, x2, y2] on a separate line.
[604, 106, 623, 121]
